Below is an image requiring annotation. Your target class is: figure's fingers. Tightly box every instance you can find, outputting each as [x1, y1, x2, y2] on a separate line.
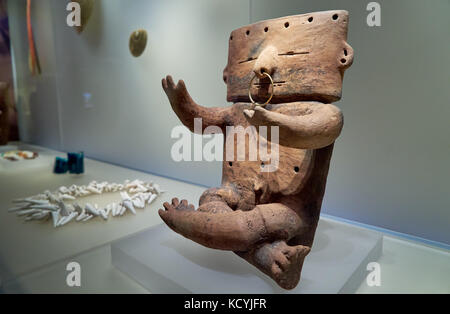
[177, 79, 188, 93]
[277, 254, 289, 271]
[243, 107, 271, 125]
[162, 78, 168, 91]
[163, 202, 174, 211]
[243, 109, 255, 119]
[271, 263, 282, 277]
[172, 198, 180, 207]
[180, 199, 188, 207]
[254, 106, 277, 124]
[188, 204, 195, 211]
[282, 247, 291, 257]
[253, 106, 270, 117]
[166, 75, 175, 89]
[298, 246, 311, 258]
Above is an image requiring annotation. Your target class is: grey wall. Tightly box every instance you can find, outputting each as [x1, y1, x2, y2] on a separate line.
[9, 0, 251, 187]
[8, 0, 450, 244]
[48, 0, 250, 187]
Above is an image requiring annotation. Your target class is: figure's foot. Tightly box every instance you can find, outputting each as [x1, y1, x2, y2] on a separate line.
[165, 198, 195, 212]
[158, 198, 195, 229]
[253, 241, 311, 290]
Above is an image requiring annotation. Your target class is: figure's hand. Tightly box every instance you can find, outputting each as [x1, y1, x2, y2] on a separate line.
[244, 103, 344, 150]
[162, 75, 193, 111]
[161, 75, 229, 133]
[158, 198, 196, 233]
[243, 106, 277, 126]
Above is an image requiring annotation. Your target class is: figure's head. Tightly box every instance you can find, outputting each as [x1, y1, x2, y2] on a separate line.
[223, 10, 354, 104]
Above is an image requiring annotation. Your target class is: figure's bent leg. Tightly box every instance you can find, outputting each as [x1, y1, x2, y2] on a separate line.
[197, 187, 239, 214]
[158, 203, 304, 252]
[199, 185, 256, 212]
[236, 241, 311, 290]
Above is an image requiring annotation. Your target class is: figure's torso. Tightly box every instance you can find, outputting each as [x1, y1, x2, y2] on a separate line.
[222, 103, 330, 208]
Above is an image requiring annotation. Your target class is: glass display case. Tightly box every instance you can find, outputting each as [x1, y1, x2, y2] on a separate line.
[0, 0, 448, 298]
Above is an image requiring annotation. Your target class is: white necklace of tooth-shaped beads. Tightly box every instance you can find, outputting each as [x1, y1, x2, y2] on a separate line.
[8, 180, 163, 228]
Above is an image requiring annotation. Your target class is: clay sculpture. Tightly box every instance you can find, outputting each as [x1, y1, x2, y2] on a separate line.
[159, 10, 354, 290]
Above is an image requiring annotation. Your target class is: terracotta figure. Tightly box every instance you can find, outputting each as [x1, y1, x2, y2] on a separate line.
[159, 10, 354, 290]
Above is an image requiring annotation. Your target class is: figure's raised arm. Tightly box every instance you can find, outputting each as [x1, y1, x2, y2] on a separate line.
[162, 75, 230, 134]
[243, 103, 344, 150]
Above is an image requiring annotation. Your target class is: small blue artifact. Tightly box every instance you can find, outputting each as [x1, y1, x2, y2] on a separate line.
[53, 157, 68, 174]
[54, 152, 84, 174]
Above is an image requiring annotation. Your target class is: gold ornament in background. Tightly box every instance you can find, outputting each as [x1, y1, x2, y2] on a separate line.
[72, 0, 94, 34]
[129, 29, 148, 57]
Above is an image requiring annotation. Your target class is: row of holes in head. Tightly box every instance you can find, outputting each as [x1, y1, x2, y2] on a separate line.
[229, 162, 300, 173]
[230, 14, 340, 40]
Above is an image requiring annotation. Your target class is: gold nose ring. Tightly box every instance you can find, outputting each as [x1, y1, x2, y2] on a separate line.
[248, 72, 274, 107]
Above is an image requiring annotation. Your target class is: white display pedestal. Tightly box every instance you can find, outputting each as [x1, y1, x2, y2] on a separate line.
[112, 217, 383, 294]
